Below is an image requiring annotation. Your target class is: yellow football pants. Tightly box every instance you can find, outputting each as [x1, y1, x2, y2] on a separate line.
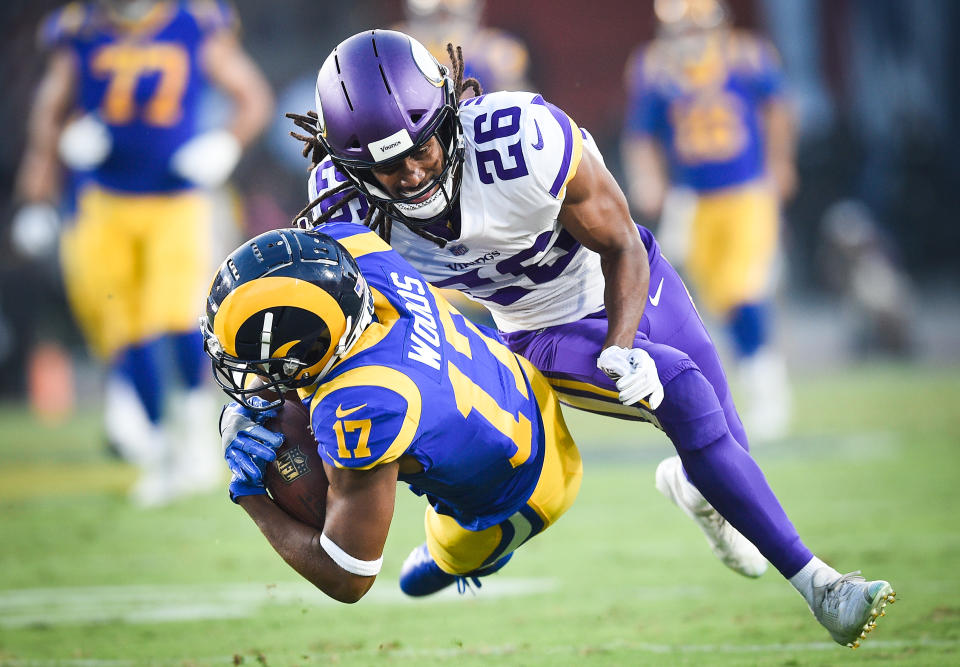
[685, 183, 779, 316]
[424, 356, 583, 574]
[60, 186, 212, 360]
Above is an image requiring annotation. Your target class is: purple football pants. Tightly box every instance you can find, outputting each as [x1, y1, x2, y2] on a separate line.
[501, 251, 812, 578]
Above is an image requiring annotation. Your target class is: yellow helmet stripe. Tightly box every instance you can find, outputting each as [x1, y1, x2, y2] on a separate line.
[214, 277, 347, 376]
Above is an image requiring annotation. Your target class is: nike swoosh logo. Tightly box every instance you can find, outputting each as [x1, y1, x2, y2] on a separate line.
[648, 278, 664, 307]
[335, 403, 367, 418]
[531, 120, 544, 150]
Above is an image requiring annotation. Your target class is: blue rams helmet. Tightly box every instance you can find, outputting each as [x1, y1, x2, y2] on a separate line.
[201, 228, 374, 410]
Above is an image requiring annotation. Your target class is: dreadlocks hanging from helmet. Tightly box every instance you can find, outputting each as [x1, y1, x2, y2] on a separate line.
[286, 38, 482, 248]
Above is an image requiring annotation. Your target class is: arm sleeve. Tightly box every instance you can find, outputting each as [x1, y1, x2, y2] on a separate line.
[37, 4, 87, 51]
[747, 36, 787, 100]
[309, 383, 421, 471]
[522, 95, 585, 201]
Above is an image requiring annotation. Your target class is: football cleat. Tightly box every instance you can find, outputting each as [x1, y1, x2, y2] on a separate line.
[810, 569, 896, 648]
[655, 455, 768, 577]
[399, 543, 512, 597]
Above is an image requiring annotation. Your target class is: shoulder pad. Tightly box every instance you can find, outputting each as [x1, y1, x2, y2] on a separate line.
[523, 95, 584, 200]
[307, 159, 369, 225]
[309, 366, 422, 470]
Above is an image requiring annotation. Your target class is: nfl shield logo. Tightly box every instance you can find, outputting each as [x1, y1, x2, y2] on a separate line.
[448, 243, 468, 256]
[275, 447, 311, 483]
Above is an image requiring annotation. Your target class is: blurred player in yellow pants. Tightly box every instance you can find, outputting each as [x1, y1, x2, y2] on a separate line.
[622, 0, 796, 440]
[12, 0, 273, 505]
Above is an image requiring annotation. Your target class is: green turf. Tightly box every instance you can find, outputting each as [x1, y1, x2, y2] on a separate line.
[1, 362, 958, 665]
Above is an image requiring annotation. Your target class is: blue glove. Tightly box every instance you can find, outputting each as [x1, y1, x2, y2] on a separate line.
[220, 399, 285, 503]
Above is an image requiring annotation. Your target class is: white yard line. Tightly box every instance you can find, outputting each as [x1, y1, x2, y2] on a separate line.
[0, 579, 557, 627]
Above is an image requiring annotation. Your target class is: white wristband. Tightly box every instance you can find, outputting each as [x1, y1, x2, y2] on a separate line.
[319, 533, 382, 576]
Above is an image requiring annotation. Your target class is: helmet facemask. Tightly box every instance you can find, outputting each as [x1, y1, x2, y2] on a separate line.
[324, 78, 464, 230]
[313, 30, 466, 231]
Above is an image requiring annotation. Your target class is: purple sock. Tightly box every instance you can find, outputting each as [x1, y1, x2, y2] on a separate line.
[658, 369, 813, 577]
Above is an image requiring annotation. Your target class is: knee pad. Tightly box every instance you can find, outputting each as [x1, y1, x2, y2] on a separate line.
[656, 368, 729, 453]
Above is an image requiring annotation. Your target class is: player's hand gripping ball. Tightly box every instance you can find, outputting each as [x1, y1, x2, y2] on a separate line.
[220, 398, 285, 502]
[263, 397, 329, 530]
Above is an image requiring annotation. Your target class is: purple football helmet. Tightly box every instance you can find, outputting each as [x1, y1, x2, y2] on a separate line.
[314, 29, 464, 228]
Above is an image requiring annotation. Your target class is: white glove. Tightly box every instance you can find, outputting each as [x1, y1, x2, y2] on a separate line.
[58, 114, 112, 170]
[597, 345, 664, 409]
[170, 129, 241, 189]
[11, 203, 61, 258]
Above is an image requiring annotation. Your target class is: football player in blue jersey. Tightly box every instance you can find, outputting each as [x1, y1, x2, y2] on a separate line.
[203, 227, 582, 602]
[285, 29, 896, 646]
[622, 0, 796, 440]
[12, 0, 274, 505]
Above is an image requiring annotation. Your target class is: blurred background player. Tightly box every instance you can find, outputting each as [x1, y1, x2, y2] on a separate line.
[394, 0, 530, 93]
[621, 0, 796, 441]
[11, 0, 274, 505]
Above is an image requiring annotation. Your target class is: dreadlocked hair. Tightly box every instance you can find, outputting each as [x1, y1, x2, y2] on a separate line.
[286, 43, 482, 247]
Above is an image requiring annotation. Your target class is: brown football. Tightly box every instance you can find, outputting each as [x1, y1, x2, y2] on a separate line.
[263, 395, 328, 530]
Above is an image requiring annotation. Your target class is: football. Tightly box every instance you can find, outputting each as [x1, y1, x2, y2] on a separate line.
[263, 396, 328, 530]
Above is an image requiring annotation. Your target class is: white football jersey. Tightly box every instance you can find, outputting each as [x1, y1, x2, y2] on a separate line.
[307, 91, 605, 332]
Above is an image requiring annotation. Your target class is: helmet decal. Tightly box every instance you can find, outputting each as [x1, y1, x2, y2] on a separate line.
[215, 276, 346, 368]
[368, 128, 415, 163]
[410, 39, 445, 86]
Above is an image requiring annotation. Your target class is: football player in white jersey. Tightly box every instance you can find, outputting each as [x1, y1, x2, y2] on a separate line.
[285, 30, 896, 648]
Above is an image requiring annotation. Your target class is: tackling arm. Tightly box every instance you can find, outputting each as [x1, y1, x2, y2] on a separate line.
[237, 460, 398, 603]
[557, 146, 650, 350]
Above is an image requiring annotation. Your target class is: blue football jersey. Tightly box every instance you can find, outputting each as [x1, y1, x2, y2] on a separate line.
[39, 1, 236, 193]
[624, 30, 785, 192]
[302, 222, 547, 531]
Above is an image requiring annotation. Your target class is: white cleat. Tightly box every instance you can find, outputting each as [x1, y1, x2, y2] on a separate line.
[810, 569, 896, 649]
[655, 455, 768, 578]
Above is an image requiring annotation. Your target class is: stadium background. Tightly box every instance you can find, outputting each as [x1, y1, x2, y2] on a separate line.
[0, 2, 958, 663]
[1, 0, 958, 397]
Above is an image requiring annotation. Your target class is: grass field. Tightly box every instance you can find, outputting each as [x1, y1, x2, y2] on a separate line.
[1, 362, 958, 665]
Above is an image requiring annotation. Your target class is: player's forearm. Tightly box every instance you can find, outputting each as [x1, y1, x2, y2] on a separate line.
[15, 148, 61, 203]
[622, 136, 667, 219]
[16, 52, 75, 202]
[763, 100, 797, 201]
[600, 242, 649, 349]
[238, 494, 374, 603]
[227, 79, 274, 147]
